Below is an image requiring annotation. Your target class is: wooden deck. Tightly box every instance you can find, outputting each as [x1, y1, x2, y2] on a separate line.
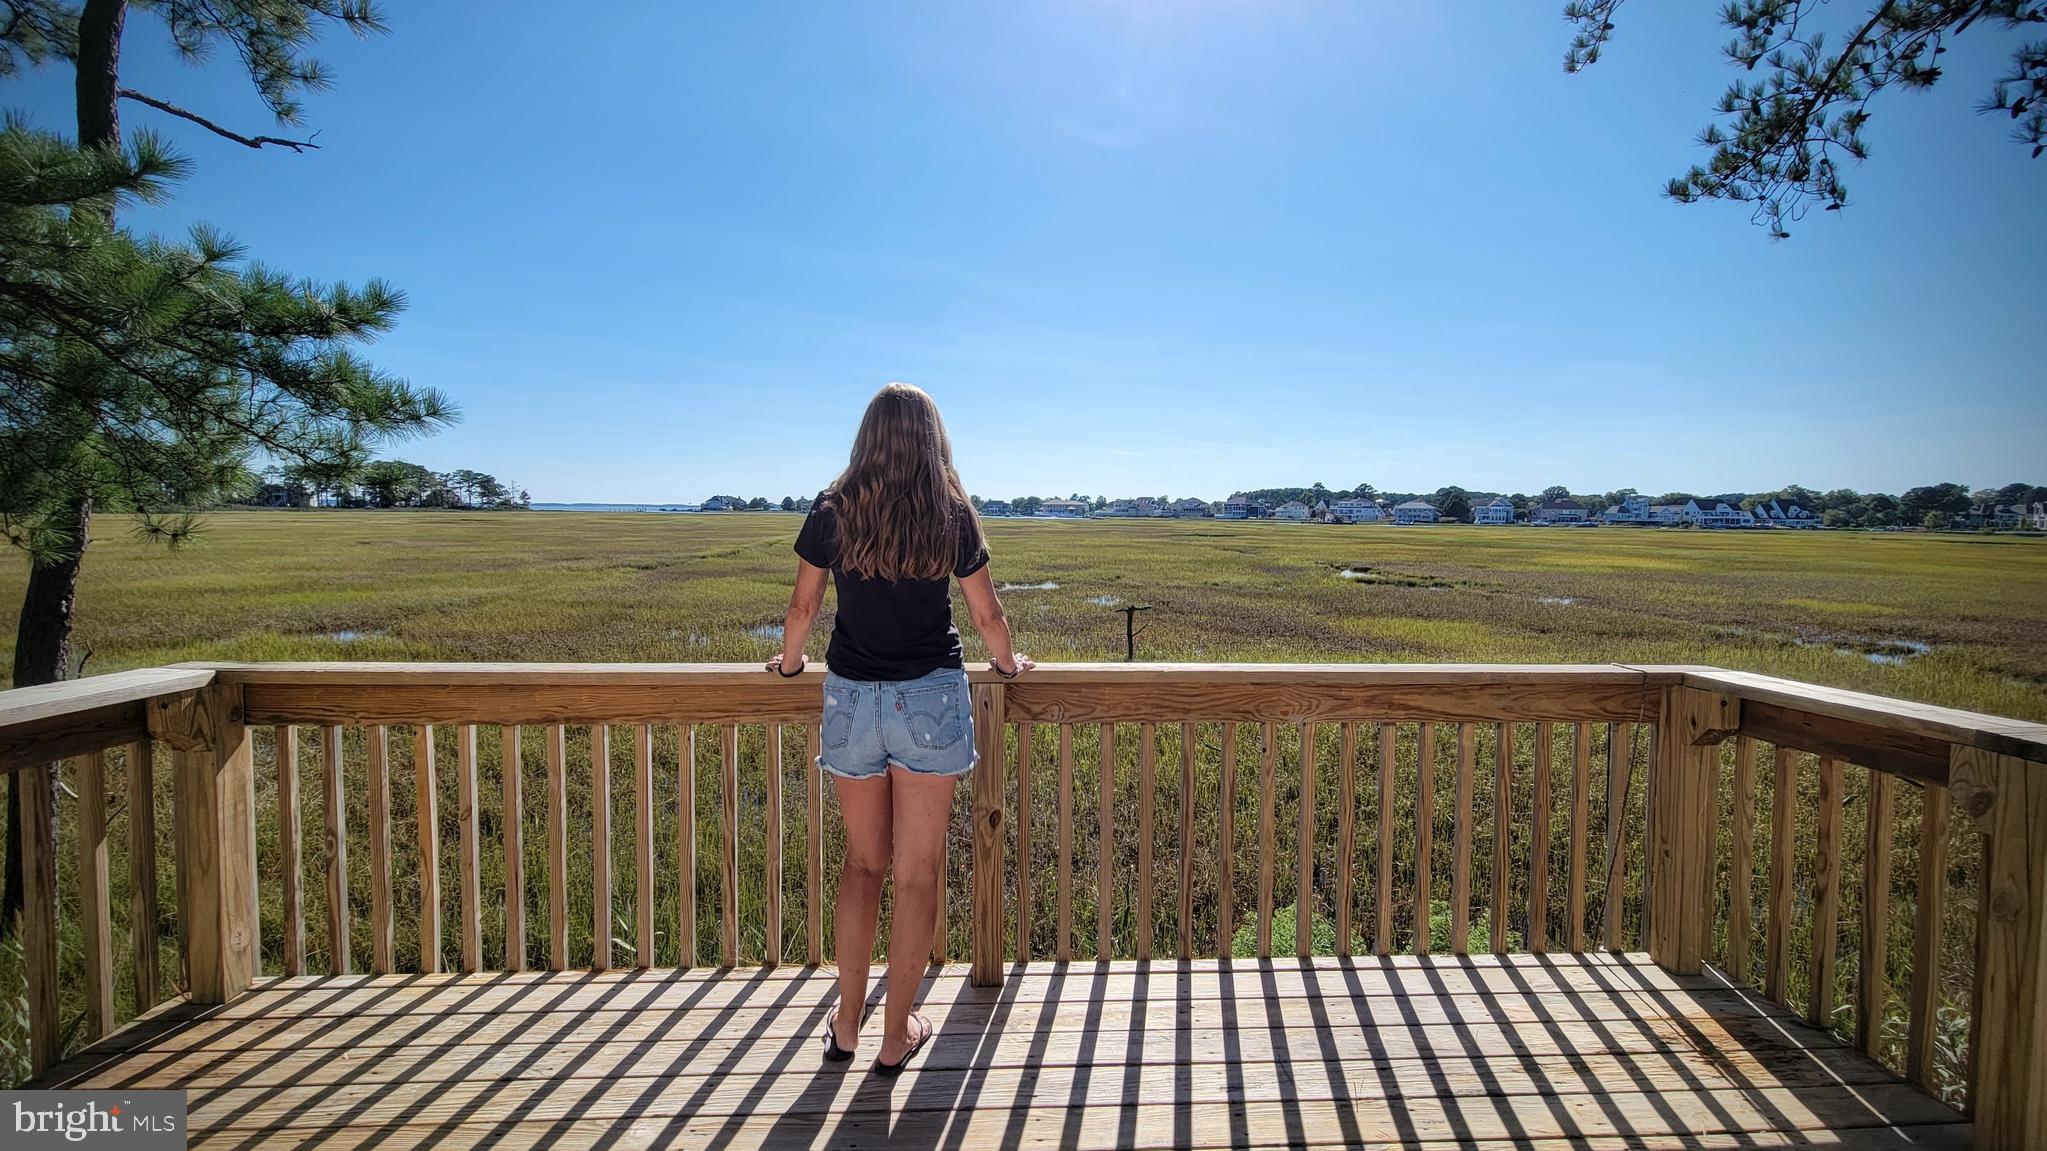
[40, 953, 1965, 1150]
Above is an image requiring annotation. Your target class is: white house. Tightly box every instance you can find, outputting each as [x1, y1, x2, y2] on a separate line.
[1530, 499, 1591, 525]
[1473, 497, 1515, 525]
[1173, 497, 1212, 518]
[980, 499, 1012, 517]
[1648, 504, 1684, 525]
[2033, 503, 2047, 531]
[1271, 500, 1313, 522]
[1683, 499, 1755, 528]
[1393, 499, 1439, 525]
[701, 495, 741, 511]
[1753, 499, 1817, 528]
[1602, 496, 1652, 525]
[1040, 498, 1090, 518]
[1330, 498, 1384, 524]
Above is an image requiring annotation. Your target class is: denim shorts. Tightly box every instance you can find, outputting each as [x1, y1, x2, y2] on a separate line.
[817, 666, 977, 780]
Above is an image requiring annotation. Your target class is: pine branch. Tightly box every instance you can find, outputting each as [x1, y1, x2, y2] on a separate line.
[117, 88, 320, 151]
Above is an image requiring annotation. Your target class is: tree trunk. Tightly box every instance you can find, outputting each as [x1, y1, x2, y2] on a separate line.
[1, 0, 123, 938]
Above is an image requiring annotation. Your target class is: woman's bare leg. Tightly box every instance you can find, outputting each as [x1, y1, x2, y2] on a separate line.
[878, 764, 960, 1062]
[832, 773, 891, 1050]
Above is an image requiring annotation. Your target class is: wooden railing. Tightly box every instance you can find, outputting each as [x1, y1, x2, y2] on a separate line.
[3, 661, 2045, 1149]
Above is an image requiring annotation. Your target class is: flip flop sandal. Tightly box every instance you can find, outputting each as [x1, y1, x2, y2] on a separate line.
[871, 1013, 931, 1078]
[821, 1006, 855, 1063]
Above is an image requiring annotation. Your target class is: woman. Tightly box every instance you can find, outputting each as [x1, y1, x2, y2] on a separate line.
[767, 382, 1032, 1076]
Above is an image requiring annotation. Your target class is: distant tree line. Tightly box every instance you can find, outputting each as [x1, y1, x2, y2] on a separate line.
[239, 460, 530, 510]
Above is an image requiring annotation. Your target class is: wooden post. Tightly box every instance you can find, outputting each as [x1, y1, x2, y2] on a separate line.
[416, 725, 440, 974]
[970, 682, 1005, 987]
[127, 739, 160, 1013]
[1646, 686, 1737, 975]
[325, 725, 350, 975]
[367, 726, 394, 974]
[455, 725, 480, 973]
[149, 682, 258, 1005]
[501, 725, 524, 972]
[20, 751, 58, 1074]
[636, 724, 657, 969]
[76, 751, 114, 1041]
[276, 726, 303, 976]
[1951, 746, 2047, 1150]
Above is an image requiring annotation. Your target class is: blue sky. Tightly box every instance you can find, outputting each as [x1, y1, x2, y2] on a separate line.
[10, 2, 2043, 502]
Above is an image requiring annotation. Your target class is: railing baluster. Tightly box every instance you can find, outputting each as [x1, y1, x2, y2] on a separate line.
[501, 725, 524, 972]
[1058, 723, 1074, 962]
[323, 725, 349, 976]
[1177, 722, 1193, 961]
[276, 725, 303, 976]
[1569, 722, 1590, 953]
[1493, 722, 1512, 954]
[1906, 782, 1949, 1090]
[1766, 745, 1795, 1001]
[1335, 722, 1356, 958]
[1098, 722, 1115, 962]
[1809, 756, 1844, 1028]
[127, 739, 159, 1012]
[1257, 721, 1278, 958]
[1727, 735, 1755, 983]
[1375, 723, 1394, 957]
[1858, 768, 1894, 1057]
[1217, 723, 1235, 959]
[721, 724, 739, 967]
[969, 683, 1005, 985]
[457, 724, 480, 974]
[76, 751, 114, 1040]
[765, 724, 782, 968]
[806, 723, 822, 967]
[1601, 722, 1630, 953]
[678, 724, 697, 968]
[1137, 721, 1155, 962]
[368, 726, 394, 974]
[22, 751, 58, 1074]
[1530, 722, 1553, 954]
[416, 724, 440, 974]
[546, 724, 568, 971]
[593, 724, 613, 972]
[634, 724, 655, 969]
[1297, 721, 1317, 958]
[1020, 720, 1036, 964]
[1415, 721, 1435, 956]
[1451, 723, 1474, 955]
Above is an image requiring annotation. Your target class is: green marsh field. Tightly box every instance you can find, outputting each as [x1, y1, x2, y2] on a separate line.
[9, 510, 2044, 718]
[2, 512, 2043, 1091]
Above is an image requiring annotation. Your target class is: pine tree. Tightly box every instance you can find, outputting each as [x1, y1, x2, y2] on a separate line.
[1565, 1, 2046, 235]
[2, 1, 449, 931]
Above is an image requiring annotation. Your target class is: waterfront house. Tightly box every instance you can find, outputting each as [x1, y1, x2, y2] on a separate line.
[1754, 499, 1818, 528]
[1473, 497, 1515, 525]
[700, 495, 741, 511]
[1040, 498, 1090, 518]
[1219, 495, 1265, 520]
[1682, 499, 1755, 528]
[1530, 498, 1591, 525]
[980, 499, 1012, 517]
[1602, 496, 1652, 525]
[1393, 499, 1440, 525]
[1649, 504, 1684, 525]
[1272, 500, 1313, 522]
[1330, 497, 1384, 524]
[1173, 497, 1212, 518]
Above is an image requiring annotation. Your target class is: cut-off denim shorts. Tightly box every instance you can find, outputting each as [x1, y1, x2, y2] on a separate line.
[817, 666, 977, 780]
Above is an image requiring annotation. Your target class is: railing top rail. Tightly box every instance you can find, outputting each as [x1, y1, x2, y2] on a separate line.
[185, 660, 1664, 686]
[0, 666, 215, 728]
[1630, 663, 2047, 764]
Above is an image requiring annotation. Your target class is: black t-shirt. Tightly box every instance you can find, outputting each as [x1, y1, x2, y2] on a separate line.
[792, 493, 990, 682]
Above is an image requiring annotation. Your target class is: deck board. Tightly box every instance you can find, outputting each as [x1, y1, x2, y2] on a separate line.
[38, 955, 1963, 1150]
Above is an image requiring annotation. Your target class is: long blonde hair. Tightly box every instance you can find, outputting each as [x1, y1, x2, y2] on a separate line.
[827, 382, 983, 582]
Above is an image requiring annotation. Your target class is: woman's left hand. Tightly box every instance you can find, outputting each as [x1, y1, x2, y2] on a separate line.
[766, 653, 806, 675]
